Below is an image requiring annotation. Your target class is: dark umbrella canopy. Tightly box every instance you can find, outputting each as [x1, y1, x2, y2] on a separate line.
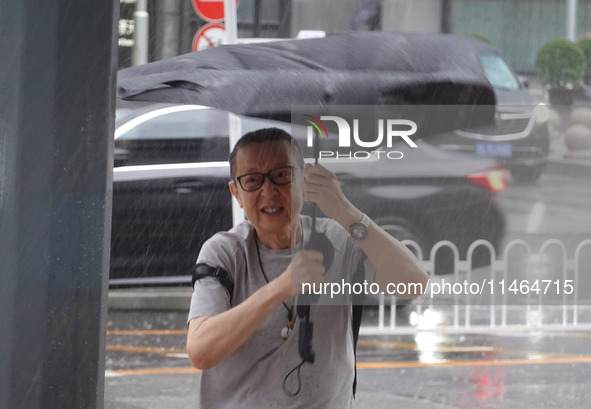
[117, 31, 496, 128]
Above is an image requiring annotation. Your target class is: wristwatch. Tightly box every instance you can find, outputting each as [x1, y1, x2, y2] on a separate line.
[349, 213, 370, 241]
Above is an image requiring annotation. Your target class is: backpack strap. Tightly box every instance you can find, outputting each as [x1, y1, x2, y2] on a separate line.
[352, 303, 363, 396]
[192, 263, 234, 298]
[351, 256, 366, 396]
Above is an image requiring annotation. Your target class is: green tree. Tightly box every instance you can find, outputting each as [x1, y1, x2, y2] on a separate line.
[577, 38, 591, 83]
[536, 38, 585, 88]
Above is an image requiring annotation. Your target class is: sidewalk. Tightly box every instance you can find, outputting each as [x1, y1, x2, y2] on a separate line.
[108, 286, 193, 311]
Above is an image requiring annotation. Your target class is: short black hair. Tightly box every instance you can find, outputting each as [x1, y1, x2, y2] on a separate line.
[229, 127, 305, 179]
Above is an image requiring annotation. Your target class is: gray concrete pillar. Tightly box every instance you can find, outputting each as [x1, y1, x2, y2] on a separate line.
[0, 0, 115, 407]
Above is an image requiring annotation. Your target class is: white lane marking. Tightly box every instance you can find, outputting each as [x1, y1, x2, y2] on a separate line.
[167, 353, 190, 359]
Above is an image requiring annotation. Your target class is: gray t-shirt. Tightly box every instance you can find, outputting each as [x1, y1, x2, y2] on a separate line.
[188, 215, 373, 409]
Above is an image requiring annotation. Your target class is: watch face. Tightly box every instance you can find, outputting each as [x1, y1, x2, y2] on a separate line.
[350, 222, 368, 240]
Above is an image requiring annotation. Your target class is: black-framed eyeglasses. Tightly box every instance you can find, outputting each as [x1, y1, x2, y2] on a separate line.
[234, 166, 295, 192]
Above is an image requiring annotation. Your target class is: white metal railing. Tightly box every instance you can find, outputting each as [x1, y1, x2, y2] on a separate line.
[360, 238, 591, 335]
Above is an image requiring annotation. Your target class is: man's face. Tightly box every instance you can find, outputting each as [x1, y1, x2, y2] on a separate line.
[229, 141, 303, 246]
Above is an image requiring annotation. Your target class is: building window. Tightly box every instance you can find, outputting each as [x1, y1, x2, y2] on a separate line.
[237, 0, 291, 38]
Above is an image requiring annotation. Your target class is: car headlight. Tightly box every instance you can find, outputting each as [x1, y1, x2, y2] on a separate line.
[532, 103, 550, 123]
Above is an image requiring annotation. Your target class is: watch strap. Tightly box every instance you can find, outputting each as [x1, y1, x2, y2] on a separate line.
[349, 213, 370, 240]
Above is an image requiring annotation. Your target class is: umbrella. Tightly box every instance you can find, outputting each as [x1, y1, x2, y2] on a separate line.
[118, 31, 496, 131]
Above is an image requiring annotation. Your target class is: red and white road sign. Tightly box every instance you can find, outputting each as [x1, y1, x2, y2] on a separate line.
[191, 0, 238, 23]
[192, 23, 226, 52]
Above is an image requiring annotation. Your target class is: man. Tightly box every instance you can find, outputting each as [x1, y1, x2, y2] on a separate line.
[187, 128, 428, 408]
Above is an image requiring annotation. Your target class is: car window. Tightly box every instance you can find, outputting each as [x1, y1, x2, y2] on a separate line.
[115, 108, 230, 165]
[479, 53, 520, 91]
[118, 108, 229, 140]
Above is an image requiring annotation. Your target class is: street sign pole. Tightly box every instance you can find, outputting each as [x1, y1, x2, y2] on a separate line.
[225, 0, 240, 225]
[223, 0, 239, 224]
[566, 0, 577, 41]
[133, 0, 149, 65]
[223, 0, 237, 44]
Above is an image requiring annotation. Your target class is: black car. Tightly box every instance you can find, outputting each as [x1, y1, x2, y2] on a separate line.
[428, 38, 550, 183]
[110, 101, 506, 285]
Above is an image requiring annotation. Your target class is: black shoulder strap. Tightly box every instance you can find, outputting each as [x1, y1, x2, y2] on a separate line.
[192, 263, 234, 298]
[352, 303, 363, 396]
[351, 256, 365, 397]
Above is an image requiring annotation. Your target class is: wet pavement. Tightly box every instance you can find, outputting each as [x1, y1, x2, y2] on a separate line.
[104, 308, 591, 409]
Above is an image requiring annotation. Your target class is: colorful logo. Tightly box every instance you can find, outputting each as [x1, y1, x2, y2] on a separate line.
[297, 109, 419, 161]
[303, 114, 328, 139]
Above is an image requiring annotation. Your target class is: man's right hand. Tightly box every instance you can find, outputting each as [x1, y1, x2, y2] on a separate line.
[188, 250, 325, 370]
